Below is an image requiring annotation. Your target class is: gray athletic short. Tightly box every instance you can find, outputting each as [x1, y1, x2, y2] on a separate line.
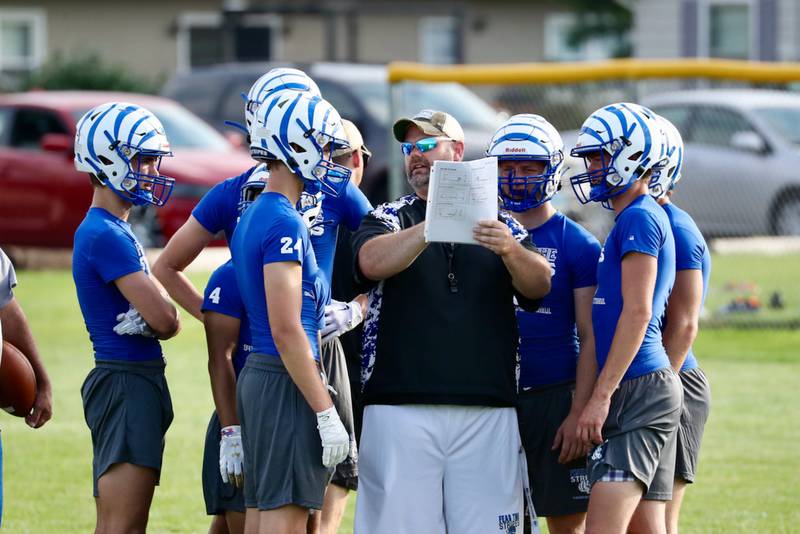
[319, 337, 358, 491]
[587, 368, 682, 501]
[675, 368, 711, 483]
[80, 359, 173, 497]
[517, 382, 590, 517]
[236, 353, 331, 511]
[202, 411, 246, 515]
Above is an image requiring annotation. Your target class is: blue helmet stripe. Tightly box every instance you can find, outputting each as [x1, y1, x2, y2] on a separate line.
[278, 93, 302, 151]
[86, 104, 117, 160]
[594, 115, 614, 144]
[135, 129, 157, 148]
[126, 116, 148, 146]
[579, 126, 605, 144]
[112, 105, 137, 140]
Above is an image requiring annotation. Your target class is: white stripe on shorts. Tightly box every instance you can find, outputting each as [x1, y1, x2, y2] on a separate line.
[600, 468, 636, 483]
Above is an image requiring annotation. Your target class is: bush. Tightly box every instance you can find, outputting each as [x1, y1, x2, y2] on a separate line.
[20, 52, 162, 94]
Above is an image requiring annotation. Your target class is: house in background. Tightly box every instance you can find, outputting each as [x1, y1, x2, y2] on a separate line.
[0, 0, 622, 87]
[631, 0, 799, 61]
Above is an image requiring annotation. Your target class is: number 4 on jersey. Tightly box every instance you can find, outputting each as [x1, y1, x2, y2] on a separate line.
[209, 286, 222, 304]
[280, 236, 302, 255]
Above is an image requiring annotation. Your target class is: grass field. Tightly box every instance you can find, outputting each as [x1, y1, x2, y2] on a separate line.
[1, 259, 798, 533]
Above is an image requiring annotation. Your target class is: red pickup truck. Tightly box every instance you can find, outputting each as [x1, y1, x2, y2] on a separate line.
[0, 91, 254, 248]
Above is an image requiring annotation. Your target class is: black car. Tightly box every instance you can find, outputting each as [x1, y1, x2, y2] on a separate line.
[162, 62, 502, 204]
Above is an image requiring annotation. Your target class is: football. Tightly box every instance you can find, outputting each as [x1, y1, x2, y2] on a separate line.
[0, 340, 37, 417]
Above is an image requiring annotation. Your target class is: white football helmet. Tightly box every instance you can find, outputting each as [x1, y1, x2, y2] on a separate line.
[486, 113, 564, 212]
[237, 163, 269, 216]
[649, 115, 684, 200]
[244, 67, 321, 134]
[250, 91, 351, 197]
[74, 102, 174, 206]
[570, 102, 664, 208]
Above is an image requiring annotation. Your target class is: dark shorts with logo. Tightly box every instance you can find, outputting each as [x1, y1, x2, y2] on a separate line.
[517, 382, 590, 517]
[675, 368, 711, 483]
[237, 354, 331, 511]
[320, 337, 358, 491]
[587, 368, 682, 501]
[202, 411, 246, 515]
[81, 359, 173, 497]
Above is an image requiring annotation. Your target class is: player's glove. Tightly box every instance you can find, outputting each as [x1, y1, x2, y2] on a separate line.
[113, 305, 156, 337]
[321, 299, 363, 344]
[316, 406, 349, 468]
[219, 425, 244, 488]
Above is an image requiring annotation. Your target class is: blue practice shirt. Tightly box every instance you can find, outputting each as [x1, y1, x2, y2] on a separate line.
[592, 195, 676, 381]
[518, 212, 601, 390]
[231, 192, 328, 360]
[72, 207, 162, 362]
[201, 260, 252, 376]
[662, 202, 711, 372]
[192, 166, 257, 245]
[310, 180, 372, 286]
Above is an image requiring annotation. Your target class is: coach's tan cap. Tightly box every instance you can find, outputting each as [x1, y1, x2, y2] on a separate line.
[333, 119, 372, 158]
[393, 109, 465, 142]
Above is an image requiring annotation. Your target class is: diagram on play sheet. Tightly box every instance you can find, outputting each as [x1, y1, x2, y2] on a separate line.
[424, 156, 498, 244]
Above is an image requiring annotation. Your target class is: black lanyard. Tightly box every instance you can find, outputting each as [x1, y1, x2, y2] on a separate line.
[444, 243, 458, 293]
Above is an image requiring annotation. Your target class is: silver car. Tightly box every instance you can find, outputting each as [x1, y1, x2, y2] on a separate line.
[643, 89, 800, 237]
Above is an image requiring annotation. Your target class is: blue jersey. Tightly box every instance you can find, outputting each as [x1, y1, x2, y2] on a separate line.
[592, 195, 675, 381]
[518, 212, 601, 390]
[231, 192, 328, 360]
[662, 202, 711, 372]
[72, 207, 162, 362]
[310, 180, 372, 286]
[201, 260, 252, 376]
[192, 166, 257, 244]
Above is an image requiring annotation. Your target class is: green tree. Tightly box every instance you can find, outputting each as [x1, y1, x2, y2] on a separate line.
[21, 52, 161, 93]
[558, 0, 633, 58]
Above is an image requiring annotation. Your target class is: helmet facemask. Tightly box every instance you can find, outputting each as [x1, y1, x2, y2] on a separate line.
[497, 153, 562, 212]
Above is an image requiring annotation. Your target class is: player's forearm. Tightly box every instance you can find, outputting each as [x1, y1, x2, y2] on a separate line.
[274, 328, 334, 413]
[591, 308, 650, 400]
[357, 223, 427, 281]
[662, 315, 698, 372]
[503, 243, 551, 300]
[571, 340, 597, 414]
[0, 299, 51, 390]
[208, 353, 239, 427]
[153, 264, 204, 321]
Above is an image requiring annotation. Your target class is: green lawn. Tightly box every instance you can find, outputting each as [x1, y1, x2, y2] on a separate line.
[1, 267, 798, 533]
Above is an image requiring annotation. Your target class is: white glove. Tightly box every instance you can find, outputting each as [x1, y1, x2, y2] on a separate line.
[316, 406, 349, 468]
[113, 305, 156, 337]
[219, 425, 244, 488]
[321, 299, 363, 343]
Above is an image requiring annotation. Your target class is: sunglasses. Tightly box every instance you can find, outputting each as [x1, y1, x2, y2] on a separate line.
[400, 137, 451, 156]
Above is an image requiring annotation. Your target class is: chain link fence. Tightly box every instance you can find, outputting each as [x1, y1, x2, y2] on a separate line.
[387, 60, 800, 327]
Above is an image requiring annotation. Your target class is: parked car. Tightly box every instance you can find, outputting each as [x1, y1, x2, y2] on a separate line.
[0, 91, 254, 248]
[162, 62, 503, 204]
[643, 89, 800, 237]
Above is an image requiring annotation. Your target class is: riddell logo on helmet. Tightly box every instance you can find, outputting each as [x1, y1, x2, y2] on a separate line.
[505, 148, 526, 153]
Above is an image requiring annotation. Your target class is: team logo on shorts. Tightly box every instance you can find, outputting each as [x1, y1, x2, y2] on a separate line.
[570, 468, 591, 494]
[498, 512, 520, 533]
[590, 443, 605, 462]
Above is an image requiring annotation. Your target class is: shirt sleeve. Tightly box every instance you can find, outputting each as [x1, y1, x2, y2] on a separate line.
[570, 230, 602, 289]
[201, 264, 244, 319]
[616, 208, 665, 259]
[673, 224, 705, 271]
[91, 229, 146, 284]
[0, 248, 17, 309]
[192, 179, 235, 235]
[342, 181, 374, 231]
[261, 215, 306, 266]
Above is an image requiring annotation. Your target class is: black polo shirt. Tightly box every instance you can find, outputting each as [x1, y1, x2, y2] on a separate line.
[352, 194, 541, 408]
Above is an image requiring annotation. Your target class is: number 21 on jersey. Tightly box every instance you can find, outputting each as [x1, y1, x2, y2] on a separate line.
[280, 236, 302, 255]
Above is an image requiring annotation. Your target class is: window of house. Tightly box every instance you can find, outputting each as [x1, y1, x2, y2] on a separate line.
[0, 9, 46, 75]
[177, 12, 281, 72]
[708, 2, 751, 59]
[418, 16, 459, 65]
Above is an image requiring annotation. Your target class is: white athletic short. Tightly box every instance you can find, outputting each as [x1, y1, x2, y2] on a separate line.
[355, 404, 524, 534]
